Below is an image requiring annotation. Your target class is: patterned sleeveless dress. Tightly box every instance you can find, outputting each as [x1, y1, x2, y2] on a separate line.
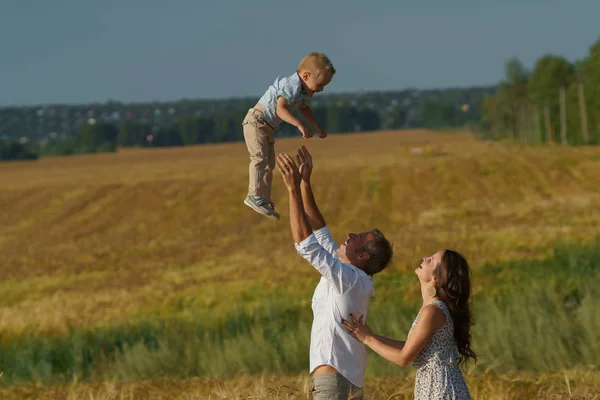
[407, 300, 471, 400]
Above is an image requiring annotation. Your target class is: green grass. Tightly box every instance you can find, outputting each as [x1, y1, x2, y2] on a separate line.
[1, 238, 599, 388]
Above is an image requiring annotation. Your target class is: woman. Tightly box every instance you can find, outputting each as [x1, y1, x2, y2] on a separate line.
[341, 249, 476, 399]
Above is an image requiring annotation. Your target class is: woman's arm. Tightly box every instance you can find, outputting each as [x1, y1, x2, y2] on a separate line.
[371, 334, 406, 349]
[342, 306, 445, 367]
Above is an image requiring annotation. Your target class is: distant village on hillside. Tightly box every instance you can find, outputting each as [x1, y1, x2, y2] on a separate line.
[0, 85, 496, 148]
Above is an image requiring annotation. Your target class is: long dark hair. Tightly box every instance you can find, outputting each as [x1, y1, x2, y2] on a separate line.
[434, 249, 477, 366]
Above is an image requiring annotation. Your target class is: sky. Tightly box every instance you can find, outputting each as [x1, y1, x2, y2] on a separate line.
[1, 0, 599, 107]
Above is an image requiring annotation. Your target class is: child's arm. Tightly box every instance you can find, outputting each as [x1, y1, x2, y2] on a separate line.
[299, 106, 327, 138]
[277, 97, 313, 138]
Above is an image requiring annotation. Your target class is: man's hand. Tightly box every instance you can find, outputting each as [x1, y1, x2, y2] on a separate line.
[296, 145, 313, 183]
[296, 145, 326, 230]
[276, 153, 312, 244]
[276, 153, 302, 191]
[318, 129, 327, 139]
[298, 123, 314, 139]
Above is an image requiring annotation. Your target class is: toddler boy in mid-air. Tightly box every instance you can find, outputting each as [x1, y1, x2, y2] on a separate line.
[242, 52, 335, 220]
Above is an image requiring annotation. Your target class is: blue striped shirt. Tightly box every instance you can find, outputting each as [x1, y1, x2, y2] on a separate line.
[257, 72, 312, 129]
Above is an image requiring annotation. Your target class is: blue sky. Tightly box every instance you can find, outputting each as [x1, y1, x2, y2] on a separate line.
[1, 0, 599, 106]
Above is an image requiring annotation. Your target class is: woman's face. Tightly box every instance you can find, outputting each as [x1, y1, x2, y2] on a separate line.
[416, 250, 445, 284]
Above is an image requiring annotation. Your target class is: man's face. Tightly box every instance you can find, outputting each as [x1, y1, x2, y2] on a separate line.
[336, 231, 374, 265]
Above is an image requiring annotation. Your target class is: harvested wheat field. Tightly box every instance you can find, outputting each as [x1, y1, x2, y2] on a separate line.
[1, 129, 599, 332]
[1, 129, 600, 398]
[2, 368, 600, 400]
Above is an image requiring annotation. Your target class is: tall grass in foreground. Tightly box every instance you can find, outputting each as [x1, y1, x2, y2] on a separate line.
[108, 281, 600, 381]
[1, 241, 599, 387]
[3, 369, 600, 399]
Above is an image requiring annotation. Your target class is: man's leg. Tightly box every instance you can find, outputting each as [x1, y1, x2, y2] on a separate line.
[311, 374, 363, 400]
[242, 109, 279, 220]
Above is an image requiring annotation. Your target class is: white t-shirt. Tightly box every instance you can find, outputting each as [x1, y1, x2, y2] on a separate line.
[294, 226, 375, 387]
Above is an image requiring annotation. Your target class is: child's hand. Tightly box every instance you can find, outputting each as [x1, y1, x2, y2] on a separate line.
[298, 124, 314, 139]
[318, 130, 327, 139]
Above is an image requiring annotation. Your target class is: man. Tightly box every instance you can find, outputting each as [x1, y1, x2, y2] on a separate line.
[275, 146, 394, 400]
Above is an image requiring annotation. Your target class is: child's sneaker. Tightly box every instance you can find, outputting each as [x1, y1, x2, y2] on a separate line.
[244, 195, 280, 220]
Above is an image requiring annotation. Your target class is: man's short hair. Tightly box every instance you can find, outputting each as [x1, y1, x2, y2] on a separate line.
[361, 229, 393, 276]
[297, 52, 336, 78]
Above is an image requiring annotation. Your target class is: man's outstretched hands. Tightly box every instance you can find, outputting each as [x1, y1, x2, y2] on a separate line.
[296, 145, 313, 183]
[276, 153, 302, 191]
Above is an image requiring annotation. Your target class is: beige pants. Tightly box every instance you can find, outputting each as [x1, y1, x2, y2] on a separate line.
[242, 108, 277, 200]
[311, 374, 363, 400]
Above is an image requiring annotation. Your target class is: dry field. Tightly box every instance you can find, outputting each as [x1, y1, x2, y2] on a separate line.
[2, 369, 600, 399]
[1, 129, 600, 334]
[2, 129, 600, 398]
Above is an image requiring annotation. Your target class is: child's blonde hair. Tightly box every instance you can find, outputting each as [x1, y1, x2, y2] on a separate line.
[297, 52, 336, 78]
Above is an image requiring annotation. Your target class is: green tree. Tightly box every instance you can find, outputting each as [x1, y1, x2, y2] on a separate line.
[40, 138, 78, 156]
[527, 55, 575, 104]
[481, 90, 513, 139]
[118, 121, 149, 147]
[198, 117, 216, 143]
[178, 117, 201, 145]
[77, 122, 119, 153]
[419, 100, 461, 129]
[389, 106, 409, 129]
[504, 57, 529, 89]
[326, 105, 359, 133]
[0, 140, 38, 161]
[356, 108, 381, 131]
[526, 55, 576, 143]
[152, 125, 184, 147]
[576, 38, 600, 144]
[214, 110, 246, 143]
[500, 57, 530, 138]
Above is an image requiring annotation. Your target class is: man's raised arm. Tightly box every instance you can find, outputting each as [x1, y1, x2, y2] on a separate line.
[296, 146, 326, 231]
[275, 153, 312, 244]
[277, 151, 357, 294]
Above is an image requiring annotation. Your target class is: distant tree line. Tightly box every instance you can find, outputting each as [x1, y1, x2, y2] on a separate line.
[481, 37, 600, 145]
[0, 141, 37, 161]
[1, 88, 490, 160]
[3, 34, 599, 162]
